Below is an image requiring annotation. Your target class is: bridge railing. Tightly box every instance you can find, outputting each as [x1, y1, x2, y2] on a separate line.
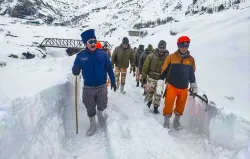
[39, 38, 112, 50]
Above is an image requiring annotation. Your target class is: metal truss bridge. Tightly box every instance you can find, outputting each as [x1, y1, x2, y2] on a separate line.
[39, 38, 112, 49]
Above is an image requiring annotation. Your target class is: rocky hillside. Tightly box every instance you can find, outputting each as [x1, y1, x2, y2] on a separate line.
[0, 0, 247, 36]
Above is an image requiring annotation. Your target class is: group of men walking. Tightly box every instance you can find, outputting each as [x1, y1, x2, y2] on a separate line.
[72, 29, 198, 135]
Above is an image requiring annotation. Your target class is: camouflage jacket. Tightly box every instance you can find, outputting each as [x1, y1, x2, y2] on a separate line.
[139, 48, 153, 74]
[111, 44, 135, 68]
[141, 49, 169, 80]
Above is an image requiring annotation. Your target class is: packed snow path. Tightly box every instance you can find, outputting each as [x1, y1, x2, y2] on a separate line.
[63, 73, 235, 159]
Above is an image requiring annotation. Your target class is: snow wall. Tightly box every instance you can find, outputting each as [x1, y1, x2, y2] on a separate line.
[0, 77, 75, 159]
[183, 97, 250, 157]
[0, 75, 249, 158]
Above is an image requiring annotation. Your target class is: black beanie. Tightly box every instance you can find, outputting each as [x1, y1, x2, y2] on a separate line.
[158, 40, 167, 48]
[122, 37, 129, 44]
[138, 45, 144, 51]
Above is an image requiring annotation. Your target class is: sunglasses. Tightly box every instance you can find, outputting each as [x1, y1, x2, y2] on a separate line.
[87, 39, 97, 45]
[178, 42, 190, 48]
[159, 46, 166, 49]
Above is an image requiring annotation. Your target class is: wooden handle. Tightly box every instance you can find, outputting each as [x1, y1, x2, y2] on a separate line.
[75, 76, 79, 134]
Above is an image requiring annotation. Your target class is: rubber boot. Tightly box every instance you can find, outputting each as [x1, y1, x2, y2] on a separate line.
[120, 85, 126, 94]
[153, 105, 159, 114]
[87, 116, 96, 136]
[147, 101, 152, 108]
[136, 81, 139, 87]
[163, 115, 171, 129]
[116, 82, 120, 90]
[173, 115, 181, 130]
[97, 110, 105, 125]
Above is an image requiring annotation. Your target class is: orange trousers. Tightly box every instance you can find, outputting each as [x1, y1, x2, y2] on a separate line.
[163, 84, 188, 116]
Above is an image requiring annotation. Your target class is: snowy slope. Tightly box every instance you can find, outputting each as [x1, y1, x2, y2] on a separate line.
[0, 1, 250, 159]
[1, 0, 249, 38]
[134, 8, 250, 121]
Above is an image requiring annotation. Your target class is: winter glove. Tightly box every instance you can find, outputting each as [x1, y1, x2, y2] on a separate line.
[142, 79, 147, 84]
[111, 82, 117, 92]
[156, 80, 164, 95]
[190, 83, 198, 96]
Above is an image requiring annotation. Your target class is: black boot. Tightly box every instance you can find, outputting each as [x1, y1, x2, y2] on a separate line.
[154, 106, 159, 114]
[136, 81, 139, 87]
[141, 83, 143, 88]
[133, 72, 135, 77]
[147, 101, 152, 108]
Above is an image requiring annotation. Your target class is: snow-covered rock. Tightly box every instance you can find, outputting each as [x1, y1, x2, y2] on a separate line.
[0, 60, 6, 67]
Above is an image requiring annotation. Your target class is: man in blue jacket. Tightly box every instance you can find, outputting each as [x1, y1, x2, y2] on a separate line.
[72, 29, 116, 136]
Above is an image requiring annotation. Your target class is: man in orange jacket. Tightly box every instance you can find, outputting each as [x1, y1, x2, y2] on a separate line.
[156, 36, 198, 130]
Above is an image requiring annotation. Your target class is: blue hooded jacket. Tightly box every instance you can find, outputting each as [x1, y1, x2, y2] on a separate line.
[72, 48, 115, 87]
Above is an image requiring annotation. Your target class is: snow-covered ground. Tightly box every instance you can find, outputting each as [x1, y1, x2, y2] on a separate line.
[0, 5, 250, 159]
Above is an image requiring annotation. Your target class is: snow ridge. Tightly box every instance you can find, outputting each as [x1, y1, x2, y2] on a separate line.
[0, 82, 71, 159]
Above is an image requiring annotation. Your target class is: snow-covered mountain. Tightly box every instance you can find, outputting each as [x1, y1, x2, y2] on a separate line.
[0, 0, 248, 35]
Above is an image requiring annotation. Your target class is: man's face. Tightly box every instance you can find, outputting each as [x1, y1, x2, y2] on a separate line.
[178, 42, 189, 54]
[86, 38, 97, 51]
[179, 47, 188, 54]
[122, 44, 128, 49]
[158, 46, 165, 55]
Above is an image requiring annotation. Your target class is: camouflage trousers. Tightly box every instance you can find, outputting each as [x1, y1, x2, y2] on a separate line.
[144, 77, 161, 107]
[115, 67, 127, 87]
[136, 67, 140, 82]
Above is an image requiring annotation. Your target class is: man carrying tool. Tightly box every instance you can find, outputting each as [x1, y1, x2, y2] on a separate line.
[72, 29, 116, 136]
[156, 36, 198, 130]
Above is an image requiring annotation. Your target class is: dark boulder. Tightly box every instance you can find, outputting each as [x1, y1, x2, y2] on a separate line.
[66, 48, 82, 56]
[8, 54, 19, 58]
[11, 0, 36, 18]
[22, 52, 35, 59]
[0, 61, 6, 67]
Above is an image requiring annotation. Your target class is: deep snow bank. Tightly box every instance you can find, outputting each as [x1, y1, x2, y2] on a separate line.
[183, 97, 250, 156]
[0, 81, 73, 159]
[0, 53, 76, 158]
